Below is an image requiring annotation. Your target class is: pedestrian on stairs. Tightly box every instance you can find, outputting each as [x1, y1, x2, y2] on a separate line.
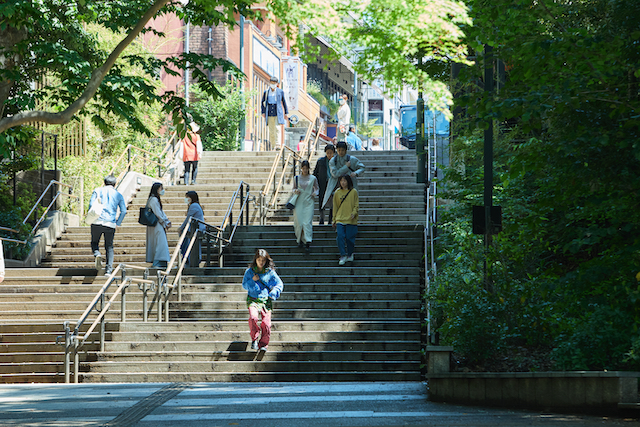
[145, 183, 172, 269]
[179, 121, 203, 185]
[89, 175, 127, 276]
[242, 249, 284, 352]
[292, 160, 319, 253]
[333, 175, 359, 265]
[178, 190, 205, 264]
[321, 141, 365, 212]
[313, 144, 335, 225]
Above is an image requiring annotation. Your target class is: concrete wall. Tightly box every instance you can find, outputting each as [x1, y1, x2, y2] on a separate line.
[428, 371, 640, 413]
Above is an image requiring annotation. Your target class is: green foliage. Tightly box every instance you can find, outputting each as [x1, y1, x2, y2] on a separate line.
[306, 80, 339, 118]
[274, 0, 472, 112]
[429, 0, 640, 372]
[0, 0, 256, 136]
[190, 83, 251, 151]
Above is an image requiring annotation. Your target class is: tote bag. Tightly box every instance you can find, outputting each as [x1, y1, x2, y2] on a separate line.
[285, 176, 299, 210]
[85, 190, 104, 224]
[138, 206, 158, 226]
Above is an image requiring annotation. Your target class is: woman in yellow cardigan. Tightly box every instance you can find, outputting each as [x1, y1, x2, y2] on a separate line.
[332, 174, 359, 265]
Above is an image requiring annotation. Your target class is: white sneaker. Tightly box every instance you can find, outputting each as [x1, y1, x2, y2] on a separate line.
[95, 255, 102, 270]
[259, 346, 268, 352]
[251, 340, 259, 351]
[338, 256, 347, 265]
[346, 254, 354, 262]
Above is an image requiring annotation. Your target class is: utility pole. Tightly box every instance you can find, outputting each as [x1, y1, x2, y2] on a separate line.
[239, 15, 246, 151]
[483, 44, 494, 290]
[416, 59, 426, 183]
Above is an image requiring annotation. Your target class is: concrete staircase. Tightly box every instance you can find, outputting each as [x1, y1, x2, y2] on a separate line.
[1, 149, 425, 383]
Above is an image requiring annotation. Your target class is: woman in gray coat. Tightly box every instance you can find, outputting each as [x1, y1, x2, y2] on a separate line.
[146, 182, 172, 268]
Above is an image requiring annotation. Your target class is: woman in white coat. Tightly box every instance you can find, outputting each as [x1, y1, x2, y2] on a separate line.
[292, 160, 319, 253]
[146, 182, 172, 268]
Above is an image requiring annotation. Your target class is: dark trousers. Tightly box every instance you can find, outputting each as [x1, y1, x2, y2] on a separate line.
[319, 208, 333, 225]
[184, 161, 198, 184]
[91, 224, 115, 270]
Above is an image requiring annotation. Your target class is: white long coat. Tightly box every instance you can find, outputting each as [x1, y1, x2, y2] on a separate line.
[293, 175, 319, 244]
[145, 196, 170, 263]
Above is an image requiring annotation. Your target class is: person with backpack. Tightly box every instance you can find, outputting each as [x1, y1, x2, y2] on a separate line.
[333, 174, 359, 265]
[321, 141, 365, 212]
[89, 174, 127, 276]
[242, 249, 284, 352]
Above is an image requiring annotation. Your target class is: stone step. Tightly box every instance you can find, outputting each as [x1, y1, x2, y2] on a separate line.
[97, 350, 418, 362]
[175, 291, 420, 302]
[102, 340, 418, 353]
[107, 330, 419, 342]
[171, 308, 419, 320]
[79, 370, 420, 382]
[115, 320, 419, 332]
[84, 360, 420, 374]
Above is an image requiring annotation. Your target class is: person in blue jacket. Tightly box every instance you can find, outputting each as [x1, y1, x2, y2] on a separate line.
[242, 249, 284, 352]
[89, 175, 127, 276]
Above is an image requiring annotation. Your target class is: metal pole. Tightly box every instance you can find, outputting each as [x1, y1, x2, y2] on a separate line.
[239, 15, 246, 151]
[64, 322, 70, 383]
[121, 282, 127, 322]
[185, 23, 190, 105]
[484, 44, 494, 289]
[239, 185, 244, 226]
[73, 338, 79, 383]
[245, 184, 250, 226]
[143, 284, 148, 322]
[127, 146, 131, 172]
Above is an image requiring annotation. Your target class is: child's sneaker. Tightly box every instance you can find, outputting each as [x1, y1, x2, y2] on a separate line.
[338, 256, 347, 265]
[251, 340, 259, 351]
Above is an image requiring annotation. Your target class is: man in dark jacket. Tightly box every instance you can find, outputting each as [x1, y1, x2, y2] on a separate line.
[313, 144, 335, 225]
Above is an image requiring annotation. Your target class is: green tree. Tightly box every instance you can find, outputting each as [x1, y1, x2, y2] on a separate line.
[272, 0, 472, 112]
[432, 0, 640, 371]
[0, 0, 257, 138]
[190, 83, 251, 151]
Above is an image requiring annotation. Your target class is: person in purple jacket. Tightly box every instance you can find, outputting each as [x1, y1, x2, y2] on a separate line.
[242, 249, 284, 352]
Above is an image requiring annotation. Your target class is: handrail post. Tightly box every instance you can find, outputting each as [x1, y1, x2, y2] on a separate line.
[164, 285, 170, 322]
[157, 156, 161, 177]
[127, 146, 131, 172]
[218, 239, 223, 268]
[157, 271, 162, 322]
[143, 269, 149, 322]
[121, 280, 127, 323]
[245, 184, 250, 226]
[64, 321, 70, 383]
[239, 185, 244, 226]
[73, 337, 79, 383]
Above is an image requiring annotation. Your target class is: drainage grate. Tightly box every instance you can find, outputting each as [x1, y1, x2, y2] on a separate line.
[102, 382, 191, 426]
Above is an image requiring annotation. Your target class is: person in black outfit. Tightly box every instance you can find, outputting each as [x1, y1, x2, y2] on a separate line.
[313, 144, 336, 225]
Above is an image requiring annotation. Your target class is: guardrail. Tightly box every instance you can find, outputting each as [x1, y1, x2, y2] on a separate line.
[158, 181, 254, 320]
[59, 263, 159, 383]
[3, 180, 81, 246]
[108, 133, 182, 188]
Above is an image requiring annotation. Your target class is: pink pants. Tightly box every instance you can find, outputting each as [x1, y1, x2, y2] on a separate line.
[248, 304, 272, 347]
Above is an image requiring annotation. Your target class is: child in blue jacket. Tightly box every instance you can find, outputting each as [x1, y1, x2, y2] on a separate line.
[242, 249, 284, 352]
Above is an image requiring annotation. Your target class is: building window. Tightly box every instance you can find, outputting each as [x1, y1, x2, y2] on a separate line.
[368, 99, 383, 111]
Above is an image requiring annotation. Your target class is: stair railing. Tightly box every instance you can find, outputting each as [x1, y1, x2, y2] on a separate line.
[0, 226, 27, 244]
[158, 181, 254, 321]
[258, 117, 321, 224]
[10, 180, 81, 245]
[108, 132, 181, 188]
[59, 263, 158, 383]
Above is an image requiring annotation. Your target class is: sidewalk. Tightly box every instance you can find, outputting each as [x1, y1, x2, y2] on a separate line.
[0, 382, 636, 426]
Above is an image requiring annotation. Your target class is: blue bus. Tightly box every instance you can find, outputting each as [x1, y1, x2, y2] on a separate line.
[399, 105, 450, 149]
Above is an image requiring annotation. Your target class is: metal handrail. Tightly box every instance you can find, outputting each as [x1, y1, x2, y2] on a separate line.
[108, 133, 181, 187]
[9, 180, 81, 245]
[60, 263, 158, 383]
[159, 183, 254, 321]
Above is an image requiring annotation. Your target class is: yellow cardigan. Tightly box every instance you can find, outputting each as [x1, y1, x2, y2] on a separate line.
[333, 188, 359, 225]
